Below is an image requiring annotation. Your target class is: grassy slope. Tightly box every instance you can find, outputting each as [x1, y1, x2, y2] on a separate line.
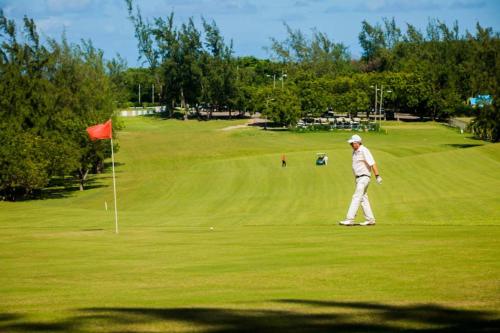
[1, 118, 499, 332]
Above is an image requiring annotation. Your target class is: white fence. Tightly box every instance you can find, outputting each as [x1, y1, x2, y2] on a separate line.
[448, 118, 469, 130]
[119, 106, 164, 117]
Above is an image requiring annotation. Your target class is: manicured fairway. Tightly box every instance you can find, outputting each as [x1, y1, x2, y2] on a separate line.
[1, 117, 499, 332]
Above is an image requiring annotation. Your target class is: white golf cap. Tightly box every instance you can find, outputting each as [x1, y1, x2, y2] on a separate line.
[347, 134, 362, 143]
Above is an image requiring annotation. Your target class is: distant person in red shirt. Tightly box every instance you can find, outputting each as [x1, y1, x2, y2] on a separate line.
[281, 154, 287, 167]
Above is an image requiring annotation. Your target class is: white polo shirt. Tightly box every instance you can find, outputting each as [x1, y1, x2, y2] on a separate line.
[352, 145, 375, 176]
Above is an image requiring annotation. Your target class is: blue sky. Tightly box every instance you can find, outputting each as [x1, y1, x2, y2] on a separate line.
[1, 0, 499, 67]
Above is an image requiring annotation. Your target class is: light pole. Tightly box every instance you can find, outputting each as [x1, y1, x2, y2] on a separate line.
[370, 85, 379, 123]
[160, 84, 163, 110]
[280, 71, 287, 90]
[266, 74, 276, 89]
[138, 84, 141, 106]
[379, 85, 392, 125]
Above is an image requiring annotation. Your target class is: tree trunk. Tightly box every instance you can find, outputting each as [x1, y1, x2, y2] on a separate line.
[93, 160, 103, 174]
[195, 105, 201, 119]
[180, 88, 186, 109]
[77, 168, 89, 191]
[155, 76, 161, 106]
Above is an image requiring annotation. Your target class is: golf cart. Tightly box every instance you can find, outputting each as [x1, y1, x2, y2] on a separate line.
[316, 153, 328, 166]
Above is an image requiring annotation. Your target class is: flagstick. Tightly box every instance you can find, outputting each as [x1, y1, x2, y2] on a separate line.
[110, 138, 119, 234]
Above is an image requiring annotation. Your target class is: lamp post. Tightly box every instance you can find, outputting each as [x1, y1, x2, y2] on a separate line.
[266, 74, 276, 89]
[280, 71, 287, 90]
[267, 72, 287, 90]
[379, 85, 392, 125]
[370, 84, 391, 129]
[370, 85, 379, 122]
[138, 84, 141, 106]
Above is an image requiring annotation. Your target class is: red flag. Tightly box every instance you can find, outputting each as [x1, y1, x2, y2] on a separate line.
[86, 120, 112, 140]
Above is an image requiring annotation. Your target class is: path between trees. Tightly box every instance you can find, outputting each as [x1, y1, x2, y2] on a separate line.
[220, 118, 267, 131]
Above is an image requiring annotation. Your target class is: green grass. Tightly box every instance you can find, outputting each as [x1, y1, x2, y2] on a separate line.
[1, 118, 499, 332]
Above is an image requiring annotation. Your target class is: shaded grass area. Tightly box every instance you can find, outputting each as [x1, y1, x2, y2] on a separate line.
[1, 300, 499, 332]
[1, 225, 498, 332]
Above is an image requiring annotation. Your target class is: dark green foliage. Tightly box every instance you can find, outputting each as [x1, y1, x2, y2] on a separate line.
[0, 11, 119, 200]
[107, 55, 131, 108]
[469, 100, 500, 142]
[201, 19, 236, 117]
[0, 131, 52, 199]
[359, 18, 499, 124]
[127, 3, 234, 113]
[270, 23, 352, 77]
[120, 67, 155, 106]
[123, 8, 499, 136]
[263, 89, 301, 126]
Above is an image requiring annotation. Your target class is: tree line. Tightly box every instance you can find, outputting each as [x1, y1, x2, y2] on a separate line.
[1, 5, 499, 199]
[0, 11, 121, 200]
[124, 1, 499, 140]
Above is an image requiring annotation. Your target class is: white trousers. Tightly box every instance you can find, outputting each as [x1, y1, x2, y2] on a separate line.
[346, 176, 375, 221]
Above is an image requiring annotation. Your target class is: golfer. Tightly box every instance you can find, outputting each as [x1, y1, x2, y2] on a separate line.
[339, 134, 382, 226]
